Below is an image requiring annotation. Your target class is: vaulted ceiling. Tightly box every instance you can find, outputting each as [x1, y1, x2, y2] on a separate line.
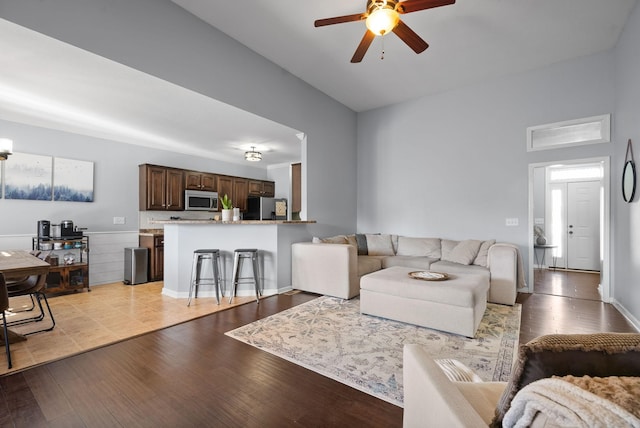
[0, 1, 636, 166]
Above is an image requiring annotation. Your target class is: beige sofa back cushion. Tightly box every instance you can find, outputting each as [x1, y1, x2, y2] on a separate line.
[442, 239, 483, 265]
[396, 237, 441, 258]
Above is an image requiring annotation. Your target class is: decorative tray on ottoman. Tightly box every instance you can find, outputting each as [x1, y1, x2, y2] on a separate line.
[408, 271, 449, 281]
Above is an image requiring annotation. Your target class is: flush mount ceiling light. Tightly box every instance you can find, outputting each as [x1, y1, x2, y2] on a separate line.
[0, 138, 13, 160]
[245, 146, 262, 162]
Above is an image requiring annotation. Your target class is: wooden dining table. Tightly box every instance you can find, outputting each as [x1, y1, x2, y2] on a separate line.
[0, 250, 51, 343]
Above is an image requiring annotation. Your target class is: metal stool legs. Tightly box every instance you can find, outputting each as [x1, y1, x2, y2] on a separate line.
[229, 249, 261, 304]
[188, 249, 223, 306]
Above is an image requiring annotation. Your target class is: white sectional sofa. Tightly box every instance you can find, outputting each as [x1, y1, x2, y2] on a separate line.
[291, 234, 523, 306]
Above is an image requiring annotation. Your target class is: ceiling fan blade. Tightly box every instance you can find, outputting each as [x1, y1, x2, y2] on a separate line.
[315, 13, 367, 27]
[351, 31, 376, 63]
[392, 20, 429, 53]
[397, 0, 455, 14]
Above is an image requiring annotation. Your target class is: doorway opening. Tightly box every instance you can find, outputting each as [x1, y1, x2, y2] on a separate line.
[528, 157, 610, 302]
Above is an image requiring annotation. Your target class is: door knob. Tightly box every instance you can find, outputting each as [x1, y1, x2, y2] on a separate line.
[569, 225, 574, 228]
[569, 231, 574, 235]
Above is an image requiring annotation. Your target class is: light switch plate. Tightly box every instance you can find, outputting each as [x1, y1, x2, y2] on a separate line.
[505, 218, 519, 226]
[113, 216, 126, 225]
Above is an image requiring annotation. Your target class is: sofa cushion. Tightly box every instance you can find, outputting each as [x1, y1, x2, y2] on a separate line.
[381, 255, 437, 270]
[430, 261, 491, 279]
[474, 239, 496, 267]
[396, 236, 441, 258]
[366, 234, 395, 256]
[355, 233, 395, 256]
[358, 256, 383, 277]
[442, 240, 483, 265]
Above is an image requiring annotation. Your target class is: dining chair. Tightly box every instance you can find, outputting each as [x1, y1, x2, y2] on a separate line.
[0, 273, 13, 369]
[5, 273, 55, 334]
[4, 251, 56, 334]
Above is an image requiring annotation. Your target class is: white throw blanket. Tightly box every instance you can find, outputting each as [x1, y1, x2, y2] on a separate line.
[503, 378, 640, 428]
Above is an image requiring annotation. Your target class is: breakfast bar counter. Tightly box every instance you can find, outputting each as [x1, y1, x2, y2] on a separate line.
[150, 220, 315, 299]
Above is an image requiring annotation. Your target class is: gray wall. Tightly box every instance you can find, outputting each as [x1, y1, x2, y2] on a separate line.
[0, 0, 358, 237]
[357, 51, 616, 244]
[613, 1, 640, 323]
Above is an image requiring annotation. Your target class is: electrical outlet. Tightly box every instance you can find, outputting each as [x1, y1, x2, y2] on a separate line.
[505, 218, 519, 226]
[113, 216, 126, 225]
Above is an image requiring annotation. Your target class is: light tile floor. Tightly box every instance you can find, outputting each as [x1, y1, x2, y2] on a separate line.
[0, 281, 254, 375]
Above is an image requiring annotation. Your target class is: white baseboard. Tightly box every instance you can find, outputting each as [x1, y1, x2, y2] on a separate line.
[611, 299, 640, 332]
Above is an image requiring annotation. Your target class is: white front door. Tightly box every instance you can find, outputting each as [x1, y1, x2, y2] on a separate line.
[567, 181, 601, 270]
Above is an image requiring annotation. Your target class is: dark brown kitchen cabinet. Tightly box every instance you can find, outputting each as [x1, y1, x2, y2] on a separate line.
[216, 175, 234, 211]
[139, 234, 164, 281]
[292, 162, 301, 214]
[139, 164, 184, 211]
[248, 180, 275, 197]
[233, 177, 249, 212]
[185, 171, 216, 191]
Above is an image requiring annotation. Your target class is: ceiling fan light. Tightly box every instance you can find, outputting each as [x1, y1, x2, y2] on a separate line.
[366, 7, 399, 36]
[244, 146, 262, 162]
[0, 138, 13, 161]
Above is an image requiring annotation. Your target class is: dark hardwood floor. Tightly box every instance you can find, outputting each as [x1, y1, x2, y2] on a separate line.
[534, 268, 601, 301]
[0, 275, 637, 427]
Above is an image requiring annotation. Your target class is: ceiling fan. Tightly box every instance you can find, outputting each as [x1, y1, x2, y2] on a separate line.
[315, 0, 455, 63]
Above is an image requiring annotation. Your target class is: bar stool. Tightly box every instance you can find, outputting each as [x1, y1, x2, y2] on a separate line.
[229, 249, 261, 304]
[188, 249, 223, 306]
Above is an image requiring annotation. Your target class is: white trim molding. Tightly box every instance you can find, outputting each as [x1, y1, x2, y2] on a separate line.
[527, 114, 611, 152]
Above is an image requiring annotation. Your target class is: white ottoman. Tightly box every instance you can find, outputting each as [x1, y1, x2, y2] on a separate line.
[360, 266, 489, 337]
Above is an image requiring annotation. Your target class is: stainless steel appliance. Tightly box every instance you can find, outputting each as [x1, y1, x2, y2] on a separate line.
[124, 247, 148, 285]
[60, 220, 84, 238]
[37, 220, 50, 239]
[185, 190, 218, 211]
[245, 197, 288, 220]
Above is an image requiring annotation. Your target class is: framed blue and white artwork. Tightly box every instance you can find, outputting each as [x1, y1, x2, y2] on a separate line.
[53, 157, 94, 202]
[4, 152, 53, 200]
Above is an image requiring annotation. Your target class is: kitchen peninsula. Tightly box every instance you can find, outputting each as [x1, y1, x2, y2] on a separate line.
[151, 219, 315, 299]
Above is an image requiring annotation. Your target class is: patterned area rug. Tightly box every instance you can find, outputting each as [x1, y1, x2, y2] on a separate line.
[226, 296, 521, 407]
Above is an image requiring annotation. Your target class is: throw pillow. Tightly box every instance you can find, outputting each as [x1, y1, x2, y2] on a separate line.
[355, 234, 368, 255]
[443, 240, 483, 265]
[473, 239, 496, 267]
[440, 239, 459, 260]
[491, 333, 640, 427]
[313, 235, 348, 244]
[396, 237, 441, 258]
[365, 234, 394, 256]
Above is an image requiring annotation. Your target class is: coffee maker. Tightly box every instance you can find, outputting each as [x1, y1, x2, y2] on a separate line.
[37, 220, 51, 240]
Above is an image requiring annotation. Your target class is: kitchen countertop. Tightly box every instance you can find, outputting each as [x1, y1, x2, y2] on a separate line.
[150, 219, 315, 225]
[139, 229, 164, 235]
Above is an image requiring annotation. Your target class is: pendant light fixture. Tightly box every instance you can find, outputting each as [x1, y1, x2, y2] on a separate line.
[0, 138, 13, 160]
[245, 146, 262, 162]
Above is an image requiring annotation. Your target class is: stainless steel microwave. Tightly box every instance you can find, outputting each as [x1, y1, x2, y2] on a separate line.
[185, 190, 218, 211]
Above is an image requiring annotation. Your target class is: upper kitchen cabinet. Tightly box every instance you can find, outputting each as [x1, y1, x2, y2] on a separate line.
[233, 177, 249, 212]
[248, 180, 275, 197]
[185, 171, 217, 191]
[139, 164, 185, 211]
[216, 175, 234, 211]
